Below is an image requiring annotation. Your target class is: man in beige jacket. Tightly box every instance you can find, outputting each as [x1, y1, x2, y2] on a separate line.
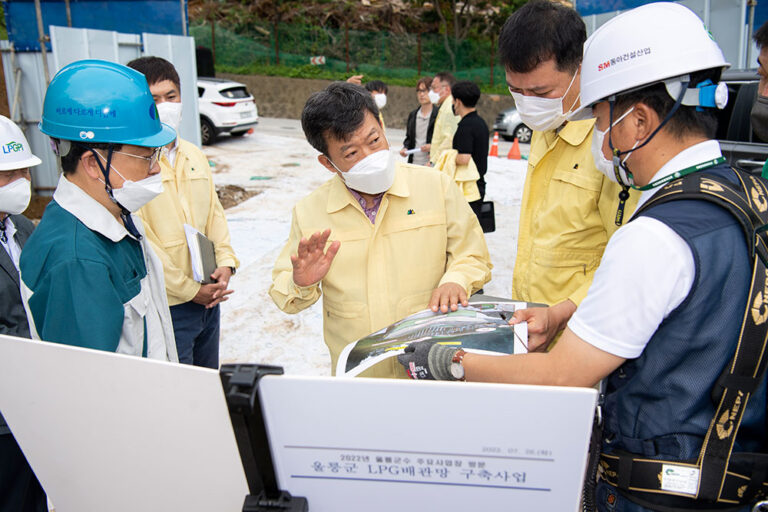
[129, 57, 239, 368]
[270, 82, 491, 377]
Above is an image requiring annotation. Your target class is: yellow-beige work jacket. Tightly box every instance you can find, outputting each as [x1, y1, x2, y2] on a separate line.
[512, 119, 638, 307]
[269, 162, 492, 377]
[137, 139, 239, 306]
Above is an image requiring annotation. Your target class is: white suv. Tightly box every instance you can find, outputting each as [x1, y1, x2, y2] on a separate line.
[197, 78, 259, 145]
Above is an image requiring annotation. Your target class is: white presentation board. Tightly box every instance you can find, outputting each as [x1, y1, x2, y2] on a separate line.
[259, 375, 598, 512]
[0, 334, 248, 512]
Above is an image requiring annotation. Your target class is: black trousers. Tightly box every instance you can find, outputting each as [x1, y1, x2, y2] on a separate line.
[0, 433, 47, 512]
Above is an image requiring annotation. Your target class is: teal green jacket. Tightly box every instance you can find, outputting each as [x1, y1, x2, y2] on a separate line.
[19, 176, 177, 360]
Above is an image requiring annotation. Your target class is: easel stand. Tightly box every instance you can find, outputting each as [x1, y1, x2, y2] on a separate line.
[220, 364, 309, 512]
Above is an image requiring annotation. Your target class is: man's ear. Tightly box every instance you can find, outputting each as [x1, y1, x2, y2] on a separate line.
[631, 102, 660, 142]
[79, 150, 104, 181]
[317, 154, 339, 175]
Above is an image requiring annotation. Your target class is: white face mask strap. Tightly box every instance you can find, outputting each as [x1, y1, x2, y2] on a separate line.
[326, 156, 343, 174]
[611, 106, 634, 129]
[563, 67, 581, 114]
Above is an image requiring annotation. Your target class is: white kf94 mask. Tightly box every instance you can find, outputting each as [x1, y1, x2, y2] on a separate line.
[330, 149, 396, 195]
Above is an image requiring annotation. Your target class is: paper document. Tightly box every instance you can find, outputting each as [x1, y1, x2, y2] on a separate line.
[184, 224, 217, 284]
[404, 148, 423, 155]
[337, 301, 528, 376]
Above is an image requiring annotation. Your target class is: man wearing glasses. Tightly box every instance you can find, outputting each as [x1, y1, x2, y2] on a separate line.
[19, 60, 178, 362]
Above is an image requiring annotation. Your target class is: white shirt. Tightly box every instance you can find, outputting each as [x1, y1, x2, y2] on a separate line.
[167, 140, 179, 168]
[568, 140, 723, 359]
[0, 216, 21, 269]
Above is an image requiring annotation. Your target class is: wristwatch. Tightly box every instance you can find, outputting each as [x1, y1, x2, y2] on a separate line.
[450, 349, 467, 381]
[229, 266, 237, 275]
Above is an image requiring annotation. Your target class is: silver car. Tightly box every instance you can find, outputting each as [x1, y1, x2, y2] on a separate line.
[492, 107, 532, 143]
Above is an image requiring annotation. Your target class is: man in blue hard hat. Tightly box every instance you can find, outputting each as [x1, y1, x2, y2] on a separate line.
[19, 59, 178, 361]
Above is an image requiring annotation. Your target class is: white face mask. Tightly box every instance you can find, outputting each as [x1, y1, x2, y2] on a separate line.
[591, 106, 635, 185]
[156, 101, 183, 134]
[110, 171, 164, 212]
[428, 90, 441, 105]
[0, 177, 31, 215]
[331, 149, 396, 195]
[509, 70, 579, 132]
[374, 94, 387, 109]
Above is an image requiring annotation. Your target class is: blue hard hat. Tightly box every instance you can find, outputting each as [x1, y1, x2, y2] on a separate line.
[40, 59, 176, 147]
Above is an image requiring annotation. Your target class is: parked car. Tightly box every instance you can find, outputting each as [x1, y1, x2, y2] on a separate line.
[492, 107, 532, 143]
[197, 78, 259, 145]
[716, 69, 765, 175]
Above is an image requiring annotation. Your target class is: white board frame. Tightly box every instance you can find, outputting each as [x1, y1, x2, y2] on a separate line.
[0, 334, 248, 512]
[259, 375, 598, 512]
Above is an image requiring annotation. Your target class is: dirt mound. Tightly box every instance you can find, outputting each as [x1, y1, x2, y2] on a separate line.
[217, 184, 260, 209]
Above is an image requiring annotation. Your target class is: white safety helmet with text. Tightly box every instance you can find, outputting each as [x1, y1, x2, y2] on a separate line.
[578, 2, 729, 112]
[0, 115, 42, 171]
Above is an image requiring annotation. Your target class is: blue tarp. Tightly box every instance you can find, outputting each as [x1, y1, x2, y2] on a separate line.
[3, 0, 187, 51]
[575, 0, 669, 16]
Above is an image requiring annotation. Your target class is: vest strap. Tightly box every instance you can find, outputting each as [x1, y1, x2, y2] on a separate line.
[603, 168, 768, 506]
[599, 451, 768, 506]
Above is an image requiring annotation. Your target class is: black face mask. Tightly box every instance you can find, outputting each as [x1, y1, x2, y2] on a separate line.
[751, 94, 768, 142]
[452, 102, 457, 116]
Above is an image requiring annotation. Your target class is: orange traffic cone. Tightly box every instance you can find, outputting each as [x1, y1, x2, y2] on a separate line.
[507, 137, 521, 160]
[489, 131, 499, 157]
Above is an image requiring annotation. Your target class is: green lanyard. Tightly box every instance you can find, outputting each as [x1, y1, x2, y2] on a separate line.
[633, 156, 726, 191]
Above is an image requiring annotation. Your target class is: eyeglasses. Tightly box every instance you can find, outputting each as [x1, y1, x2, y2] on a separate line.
[417, 88, 429, 93]
[111, 148, 162, 169]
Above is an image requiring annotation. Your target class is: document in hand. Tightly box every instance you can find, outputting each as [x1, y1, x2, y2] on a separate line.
[337, 301, 528, 376]
[183, 224, 217, 284]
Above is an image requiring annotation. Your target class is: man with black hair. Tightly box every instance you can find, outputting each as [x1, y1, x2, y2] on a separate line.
[428, 72, 461, 165]
[497, 0, 638, 350]
[269, 82, 491, 378]
[127, 56, 238, 369]
[400, 5, 768, 511]
[20, 59, 177, 361]
[451, 80, 489, 216]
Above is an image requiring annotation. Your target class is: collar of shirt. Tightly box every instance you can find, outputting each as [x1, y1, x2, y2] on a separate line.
[168, 139, 179, 167]
[348, 188, 384, 223]
[160, 139, 184, 177]
[544, 118, 596, 148]
[632, 139, 723, 215]
[416, 107, 433, 120]
[0, 215, 16, 241]
[52, 174, 134, 242]
[0, 216, 20, 267]
[326, 161, 410, 215]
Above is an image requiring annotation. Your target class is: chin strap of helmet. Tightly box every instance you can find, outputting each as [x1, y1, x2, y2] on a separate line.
[607, 80, 690, 188]
[83, 143, 142, 240]
[606, 80, 690, 226]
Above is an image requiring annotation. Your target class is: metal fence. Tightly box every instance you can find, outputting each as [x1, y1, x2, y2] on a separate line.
[190, 21, 506, 87]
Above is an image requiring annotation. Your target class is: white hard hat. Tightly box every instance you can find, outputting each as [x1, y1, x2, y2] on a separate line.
[579, 2, 729, 110]
[0, 115, 41, 171]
